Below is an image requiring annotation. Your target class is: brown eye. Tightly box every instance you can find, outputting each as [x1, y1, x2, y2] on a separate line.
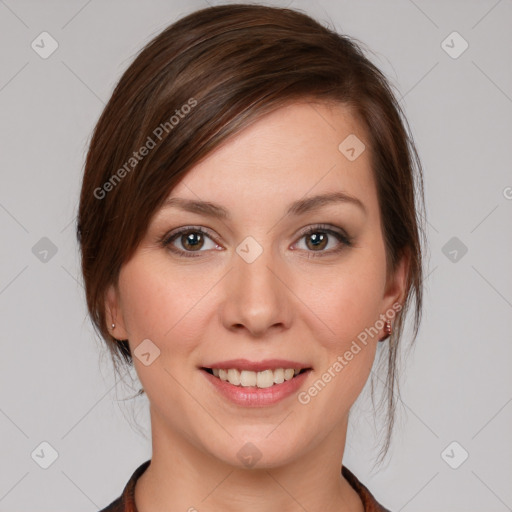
[162, 226, 221, 258]
[180, 231, 205, 251]
[305, 232, 328, 251]
[293, 224, 352, 258]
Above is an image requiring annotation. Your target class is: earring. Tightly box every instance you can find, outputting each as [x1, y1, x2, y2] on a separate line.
[379, 320, 392, 342]
[111, 323, 115, 329]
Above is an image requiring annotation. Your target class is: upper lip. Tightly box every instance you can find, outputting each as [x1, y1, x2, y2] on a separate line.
[201, 359, 312, 372]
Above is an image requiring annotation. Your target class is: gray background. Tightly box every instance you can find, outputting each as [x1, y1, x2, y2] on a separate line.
[1, 0, 511, 510]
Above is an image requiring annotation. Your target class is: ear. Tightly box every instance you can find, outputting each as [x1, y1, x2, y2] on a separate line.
[382, 248, 410, 315]
[105, 283, 129, 340]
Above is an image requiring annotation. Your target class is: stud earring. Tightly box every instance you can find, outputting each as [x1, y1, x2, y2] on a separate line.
[379, 320, 392, 342]
[111, 323, 115, 329]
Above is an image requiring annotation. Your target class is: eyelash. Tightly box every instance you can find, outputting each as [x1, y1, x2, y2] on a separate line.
[160, 224, 353, 259]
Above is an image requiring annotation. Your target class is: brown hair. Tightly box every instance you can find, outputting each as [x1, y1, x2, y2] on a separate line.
[77, 3, 426, 462]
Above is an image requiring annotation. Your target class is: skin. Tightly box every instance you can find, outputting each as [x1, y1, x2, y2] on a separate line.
[105, 100, 408, 512]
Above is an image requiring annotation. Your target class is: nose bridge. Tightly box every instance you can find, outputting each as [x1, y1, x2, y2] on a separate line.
[222, 235, 291, 335]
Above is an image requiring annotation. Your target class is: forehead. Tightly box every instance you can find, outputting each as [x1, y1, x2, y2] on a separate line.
[169, 100, 377, 218]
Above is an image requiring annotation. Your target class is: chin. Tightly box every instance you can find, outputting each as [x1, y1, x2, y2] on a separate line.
[208, 433, 303, 470]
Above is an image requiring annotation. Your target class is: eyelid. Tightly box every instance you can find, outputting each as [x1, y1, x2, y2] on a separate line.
[294, 223, 351, 243]
[161, 225, 218, 246]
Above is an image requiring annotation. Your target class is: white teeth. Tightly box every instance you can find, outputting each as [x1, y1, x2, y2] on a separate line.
[209, 367, 305, 388]
[284, 368, 295, 380]
[256, 369, 274, 388]
[240, 370, 257, 387]
[227, 368, 241, 386]
[273, 368, 284, 384]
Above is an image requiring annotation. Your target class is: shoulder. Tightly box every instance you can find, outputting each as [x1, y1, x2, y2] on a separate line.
[342, 466, 392, 512]
[98, 459, 151, 512]
[98, 496, 123, 512]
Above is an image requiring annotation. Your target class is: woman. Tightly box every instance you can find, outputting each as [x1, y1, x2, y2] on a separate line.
[77, 4, 425, 511]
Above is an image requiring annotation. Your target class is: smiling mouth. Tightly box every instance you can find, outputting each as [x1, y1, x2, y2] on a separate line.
[201, 367, 311, 389]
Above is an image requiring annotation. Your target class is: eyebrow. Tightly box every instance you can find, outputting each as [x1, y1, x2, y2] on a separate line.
[161, 191, 366, 220]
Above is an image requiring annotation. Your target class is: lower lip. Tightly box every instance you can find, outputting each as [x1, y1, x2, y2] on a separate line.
[201, 369, 311, 407]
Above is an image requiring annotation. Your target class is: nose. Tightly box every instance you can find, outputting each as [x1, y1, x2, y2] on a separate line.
[220, 243, 293, 337]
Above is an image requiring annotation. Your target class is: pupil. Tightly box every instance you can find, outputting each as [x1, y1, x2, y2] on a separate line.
[183, 232, 203, 250]
[308, 232, 326, 250]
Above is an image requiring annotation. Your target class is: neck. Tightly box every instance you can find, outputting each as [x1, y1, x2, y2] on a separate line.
[134, 407, 364, 512]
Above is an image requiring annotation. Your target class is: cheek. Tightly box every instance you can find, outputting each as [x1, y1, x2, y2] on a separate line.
[117, 259, 207, 402]
[300, 259, 385, 347]
[294, 267, 384, 416]
[118, 257, 214, 355]
[118, 266, 164, 340]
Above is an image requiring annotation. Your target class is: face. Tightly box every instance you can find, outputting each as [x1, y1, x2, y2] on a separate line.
[106, 100, 407, 469]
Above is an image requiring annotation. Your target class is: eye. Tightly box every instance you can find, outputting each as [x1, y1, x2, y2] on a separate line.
[161, 226, 221, 257]
[161, 223, 352, 259]
[292, 224, 352, 258]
